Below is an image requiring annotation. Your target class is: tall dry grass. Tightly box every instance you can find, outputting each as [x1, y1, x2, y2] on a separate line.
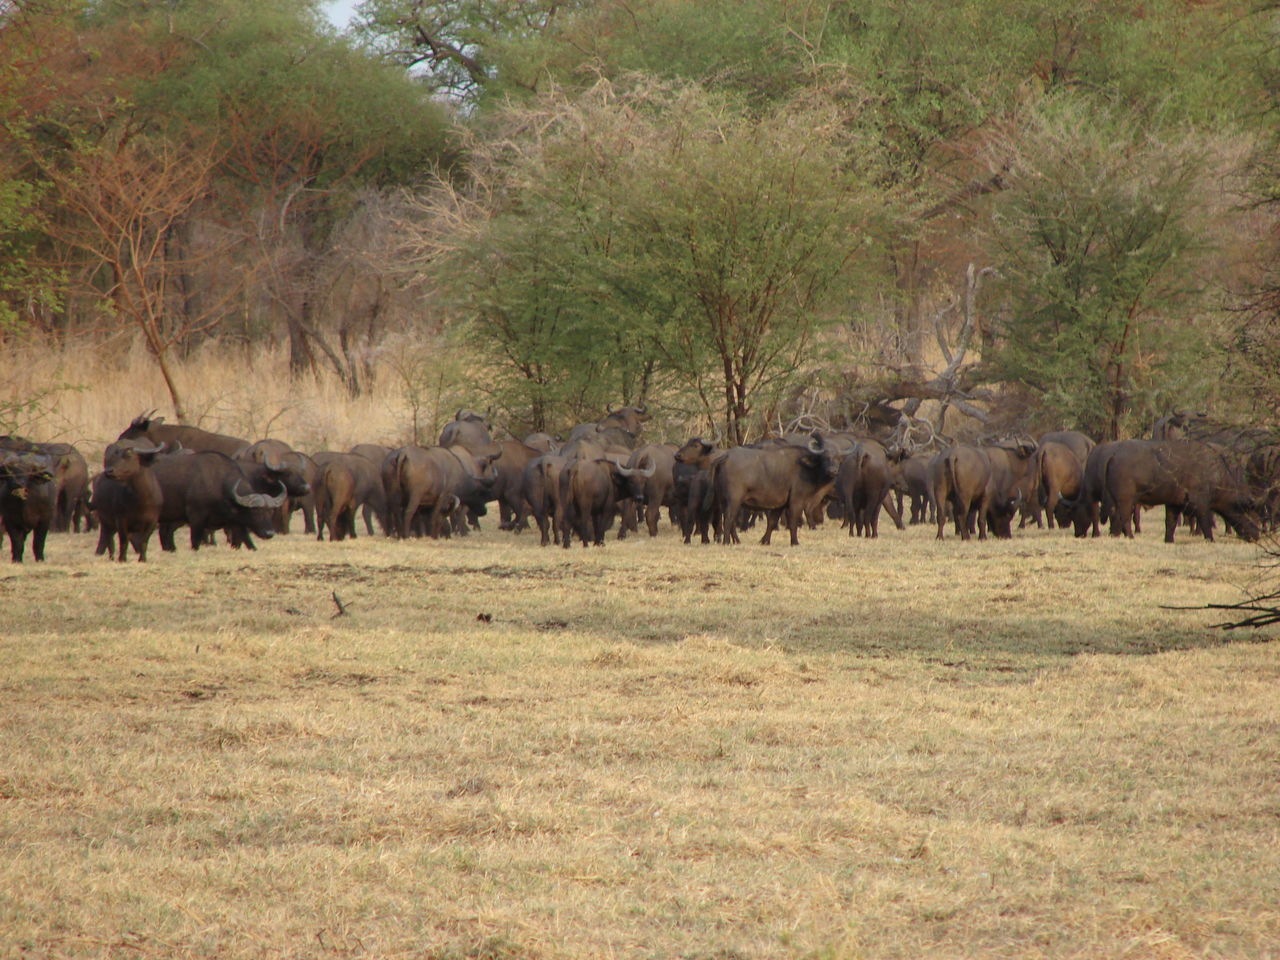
[1, 334, 462, 457]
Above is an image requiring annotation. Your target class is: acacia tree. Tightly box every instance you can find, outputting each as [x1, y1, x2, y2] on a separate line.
[115, 0, 457, 389]
[981, 97, 1226, 439]
[601, 88, 887, 442]
[403, 78, 888, 438]
[37, 131, 237, 421]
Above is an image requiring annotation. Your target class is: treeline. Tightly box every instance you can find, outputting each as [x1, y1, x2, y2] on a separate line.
[2, 0, 1279, 443]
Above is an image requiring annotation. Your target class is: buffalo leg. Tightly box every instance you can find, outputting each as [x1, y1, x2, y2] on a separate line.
[882, 492, 903, 531]
[1164, 506, 1180, 543]
[759, 509, 779, 546]
[787, 504, 805, 546]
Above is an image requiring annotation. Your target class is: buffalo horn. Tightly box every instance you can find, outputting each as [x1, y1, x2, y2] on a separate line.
[232, 480, 265, 508]
[637, 454, 656, 478]
[135, 442, 166, 456]
[807, 431, 825, 454]
[264, 450, 283, 472]
[233, 480, 288, 509]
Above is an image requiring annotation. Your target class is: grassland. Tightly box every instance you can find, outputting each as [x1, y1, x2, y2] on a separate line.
[1, 519, 1278, 959]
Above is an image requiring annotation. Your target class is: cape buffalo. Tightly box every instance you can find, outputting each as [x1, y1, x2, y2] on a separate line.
[559, 456, 654, 548]
[1061, 441, 1128, 538]
[312, 457, 358, 542]
[91, 440, 166, 561]
[929, 445, 991, 541]
[523, 454, 568, 546]
[237, 439, 316, 534]
[522, 433, 561, 454]
[1101, 439, 1259, 543]
[152, 451, 287, 551]
[0, 437, 90, 532]
[383, 445, 498, 539]
[439, 411, 499, 457]
[349, 444, 393, 534]
[982, 439, 1039, 539]
[312, 451, 389, 540]
[0, 450, 55, 562]
[895, 452, 934, 525]
[1031, 441, 1084, 530]
[835, 439, 904, 539]
[625, 443, 678, 537]
[119, 412, 248, 457]
[567, 405, 651, 450]
[712, 432, 838, 546]
[1038, 430, 1095, 464]
[487, 440, 544, 531]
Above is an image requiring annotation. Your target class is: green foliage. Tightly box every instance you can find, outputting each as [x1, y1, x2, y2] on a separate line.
[354, 0, 585, 105]
[102, 0, 455, 195]
[0, 177, 57, 330]
[982, 95, 1223, 439]
[418, 79, 890, 437]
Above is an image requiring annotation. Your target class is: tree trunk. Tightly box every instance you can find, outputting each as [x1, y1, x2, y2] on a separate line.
[151, 342, 187, 424]
[287, 312, 315, 376]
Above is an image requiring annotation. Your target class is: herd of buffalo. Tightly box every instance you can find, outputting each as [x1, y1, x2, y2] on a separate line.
[0, 406, 1274, 563]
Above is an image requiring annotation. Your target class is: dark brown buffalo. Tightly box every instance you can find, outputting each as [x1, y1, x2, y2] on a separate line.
[711, 433, 838, 546]
[383, 445, 498, 539]
[118, 412, 248, 457]
[1150, 411, 1209, 441]
[0, 450, 55, 562]
[237, 439, 316, 533]
[485, 440, 544, 531]
[1101, 439, 1259, 543]
[835, 440, 903, 538]
[1038, 430, 1095, 464]
[673, 437, 722, 543]
[350, 443, 392, 463]
[312, 451, 389, 539]
[895, 452, 934, 525]
[1061, 441, 1127, 538]
[929, 445, 991, 541]
[567, 405, 651, 449]
[625, 443, 678, 537]
[0, 437, 90, 532]
[348, 444, 392, 534]
[439, 412, 499, 456]
[312, 457, 357, 542]
[981, 440, 1039, 539]
[152, 451, 288, 551]
[522, 433, 561, 454]
[91, 440, 166, 561]
[558, 456, 653, 548]
[1031, 441, 1084, 529]
[523, 454, 568, 546]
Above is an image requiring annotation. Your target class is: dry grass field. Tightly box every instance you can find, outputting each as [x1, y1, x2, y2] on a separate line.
[2, 518, 1278, 960]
